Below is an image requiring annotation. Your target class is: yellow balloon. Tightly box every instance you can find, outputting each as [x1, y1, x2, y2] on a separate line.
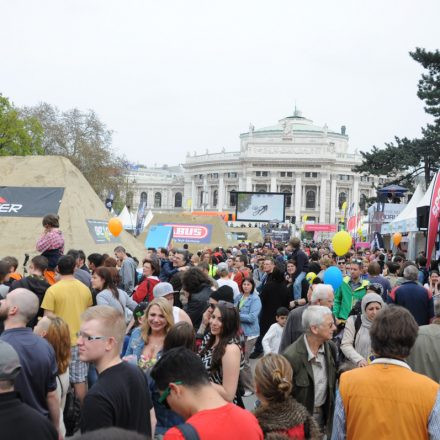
[392, 232, 402, 246]
[108, 217, 123, 237]
[332, 231, 352, 256]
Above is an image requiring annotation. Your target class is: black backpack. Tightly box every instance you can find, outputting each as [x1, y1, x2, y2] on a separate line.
[63, 383, 81, 436]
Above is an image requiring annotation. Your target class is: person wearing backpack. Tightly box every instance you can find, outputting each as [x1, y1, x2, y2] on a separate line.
[150, 347, 263, 440]
[133, 259, 161, 303]
[340, 292, 385, 367]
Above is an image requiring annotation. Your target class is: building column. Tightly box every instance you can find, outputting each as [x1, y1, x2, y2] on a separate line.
[320, 175, 327, 223]
[190, 178, 196, 211]
[147, 189, 154, 209]
[330, 177, 337, 224]
[302, 185, 306, 209]
[246, 176, 252, 191]
[238, 176, 245, 191]
[218, 176, 225, 211]
[202, 175, 208, 209]
[270, 176, 277, 192]
[353, 176, 359, 208]
[295, 176, 302, 224]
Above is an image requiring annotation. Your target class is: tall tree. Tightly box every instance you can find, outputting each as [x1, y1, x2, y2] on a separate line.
[0, 95, 43, 156]
[20, 102, 130, 201]
[354, 48, 440, 189]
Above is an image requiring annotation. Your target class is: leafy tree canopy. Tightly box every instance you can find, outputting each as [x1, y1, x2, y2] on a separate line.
[0, 95, 43, 156]
[354, 48, 440, 189]
[20, 102, 132, 204]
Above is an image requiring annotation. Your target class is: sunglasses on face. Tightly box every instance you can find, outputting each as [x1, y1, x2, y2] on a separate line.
[337, 261, 346, 265]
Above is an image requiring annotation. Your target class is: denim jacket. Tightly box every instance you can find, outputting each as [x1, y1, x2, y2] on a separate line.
[124, 327, 145, 359]
[235, 292, 262, 338]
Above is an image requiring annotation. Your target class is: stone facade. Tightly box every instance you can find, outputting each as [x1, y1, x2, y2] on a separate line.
[128, 109, 382, 223]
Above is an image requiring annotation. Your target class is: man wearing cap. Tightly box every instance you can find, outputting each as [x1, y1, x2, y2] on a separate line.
[0, 289, 60, 435]
[152, 282, 192, 325]
[0, 340, 58, 440]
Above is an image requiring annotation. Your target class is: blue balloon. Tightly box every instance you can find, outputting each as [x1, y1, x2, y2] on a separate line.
[323, 266, 343, 291]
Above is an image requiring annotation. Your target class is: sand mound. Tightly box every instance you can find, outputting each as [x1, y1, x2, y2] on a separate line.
[0, 156, 146, 262]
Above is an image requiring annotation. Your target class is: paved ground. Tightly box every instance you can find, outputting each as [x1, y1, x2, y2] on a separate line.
[243, 358, 258, 410]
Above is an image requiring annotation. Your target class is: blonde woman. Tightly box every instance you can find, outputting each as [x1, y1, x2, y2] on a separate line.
[34, 316, 71, 437]
[253, 354, 321, 440]
[124, 297, 174, 369]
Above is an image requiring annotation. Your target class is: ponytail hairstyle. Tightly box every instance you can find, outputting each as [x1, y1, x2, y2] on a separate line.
[254, 354, 293, 403]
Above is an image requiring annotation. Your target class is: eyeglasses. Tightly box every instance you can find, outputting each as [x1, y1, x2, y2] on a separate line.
[158, 381, 184, 404]
[76, 331, 109, 342]
[337, 261, 346, 265]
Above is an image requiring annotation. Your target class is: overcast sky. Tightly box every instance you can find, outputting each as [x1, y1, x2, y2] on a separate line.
[1, 0, 439, 166]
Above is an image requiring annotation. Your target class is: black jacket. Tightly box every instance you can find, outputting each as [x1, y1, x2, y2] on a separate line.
[0, 392, 57, 440]
[185, 284, 213, 329]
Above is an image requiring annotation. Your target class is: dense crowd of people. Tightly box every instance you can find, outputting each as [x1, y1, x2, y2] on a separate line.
[1, 213, 440, 439]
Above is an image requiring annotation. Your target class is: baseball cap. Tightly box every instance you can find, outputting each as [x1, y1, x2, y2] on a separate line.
[153, 282, 178, 299]
[0, 340, 21, 381]
[217, 262, 228, 272]
[210, 285, 234, 304]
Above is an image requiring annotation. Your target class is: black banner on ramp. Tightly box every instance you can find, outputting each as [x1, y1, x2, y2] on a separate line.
[0, 187, 64, 217]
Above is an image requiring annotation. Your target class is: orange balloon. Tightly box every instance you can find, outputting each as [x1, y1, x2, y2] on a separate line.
[108, 217, 123, 237]
[392, 232, 402, 246]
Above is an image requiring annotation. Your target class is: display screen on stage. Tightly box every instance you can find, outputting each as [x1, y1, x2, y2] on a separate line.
[235, 192, 286, 222]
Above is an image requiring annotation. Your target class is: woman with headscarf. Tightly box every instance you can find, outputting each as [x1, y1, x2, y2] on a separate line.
[340, 292, 385, 367]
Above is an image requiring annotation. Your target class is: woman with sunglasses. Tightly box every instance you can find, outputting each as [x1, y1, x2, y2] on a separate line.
[235, 277, 261, 397]
[199, 301, 244, 406]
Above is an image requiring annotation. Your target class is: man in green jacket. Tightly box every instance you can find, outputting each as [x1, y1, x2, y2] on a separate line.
[333, 261, 369, 322]
[283, 305, 337, 437]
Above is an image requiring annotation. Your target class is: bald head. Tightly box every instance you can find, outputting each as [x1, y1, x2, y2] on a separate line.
[33, 316, 51, 337]
[7, 289, 39, 324]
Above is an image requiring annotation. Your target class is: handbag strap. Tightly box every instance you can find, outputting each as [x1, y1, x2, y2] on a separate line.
[176, 423, 200, 440]
[57, 374, 64, 396]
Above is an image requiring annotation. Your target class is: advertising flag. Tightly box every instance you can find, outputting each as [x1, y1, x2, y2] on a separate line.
[426, 172, 440, 265]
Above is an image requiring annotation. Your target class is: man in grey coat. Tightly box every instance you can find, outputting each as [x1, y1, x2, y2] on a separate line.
[279, 283, 334, 353]
[407, 299, 440, 382]
[114, 246, 138, 296]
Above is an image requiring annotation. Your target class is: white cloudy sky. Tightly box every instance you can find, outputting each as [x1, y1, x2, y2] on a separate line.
[1, 0, 439, 166]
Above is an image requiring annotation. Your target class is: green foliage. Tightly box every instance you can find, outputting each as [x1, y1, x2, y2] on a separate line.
[410, 48, 440, 123]
[354, 48, 440, 189]
[20, 102, 132, 201]
[0, 95, 43, 156]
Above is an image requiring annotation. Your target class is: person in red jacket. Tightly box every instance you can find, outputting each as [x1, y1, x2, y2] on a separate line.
[133, 258, 160, 303]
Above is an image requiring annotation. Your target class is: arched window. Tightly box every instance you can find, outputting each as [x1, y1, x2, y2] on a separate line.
[140, 192, 147, 205]
[306, 190, 316, 209]
[213, 190, 218, 207]
[154, 192, 162, 208]
[338, 192, 347, 210]
[282, 189, 291, 208]
[174, 192, 182, 208]
[229, 189, 237, 207]
[126, 191, 134, 208]
[359, 193, 368, 212]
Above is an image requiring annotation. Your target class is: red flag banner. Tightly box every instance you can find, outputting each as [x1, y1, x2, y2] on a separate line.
[426, 172, 440, 266]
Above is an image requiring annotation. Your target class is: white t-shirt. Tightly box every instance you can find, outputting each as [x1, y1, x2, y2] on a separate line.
[262, 323, 284, 354]
[217, 278, 241, 299]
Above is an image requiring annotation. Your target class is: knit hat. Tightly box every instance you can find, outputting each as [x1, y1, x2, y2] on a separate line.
[210, 285, 234, 304]
[0, 341, 21, 381]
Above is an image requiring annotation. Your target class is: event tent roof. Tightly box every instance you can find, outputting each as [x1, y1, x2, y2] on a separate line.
[392, 184, 424, 222]
[417, 177, 435, 208]
[118, 205, 137, 230]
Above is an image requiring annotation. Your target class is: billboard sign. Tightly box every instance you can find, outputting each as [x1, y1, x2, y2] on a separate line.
[159, 223, 213, 243]
[86, 219, 121, 244]
[0, 187, 64, 217]
[235, 192, 286, 222]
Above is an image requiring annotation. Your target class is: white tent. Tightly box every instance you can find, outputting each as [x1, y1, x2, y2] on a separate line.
[417, 177, 435, 209]
[118, 206, 136, 231]
[382, 184, 424, 234]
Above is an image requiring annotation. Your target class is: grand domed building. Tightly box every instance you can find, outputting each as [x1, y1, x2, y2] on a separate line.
[127, 109, 381, 225]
